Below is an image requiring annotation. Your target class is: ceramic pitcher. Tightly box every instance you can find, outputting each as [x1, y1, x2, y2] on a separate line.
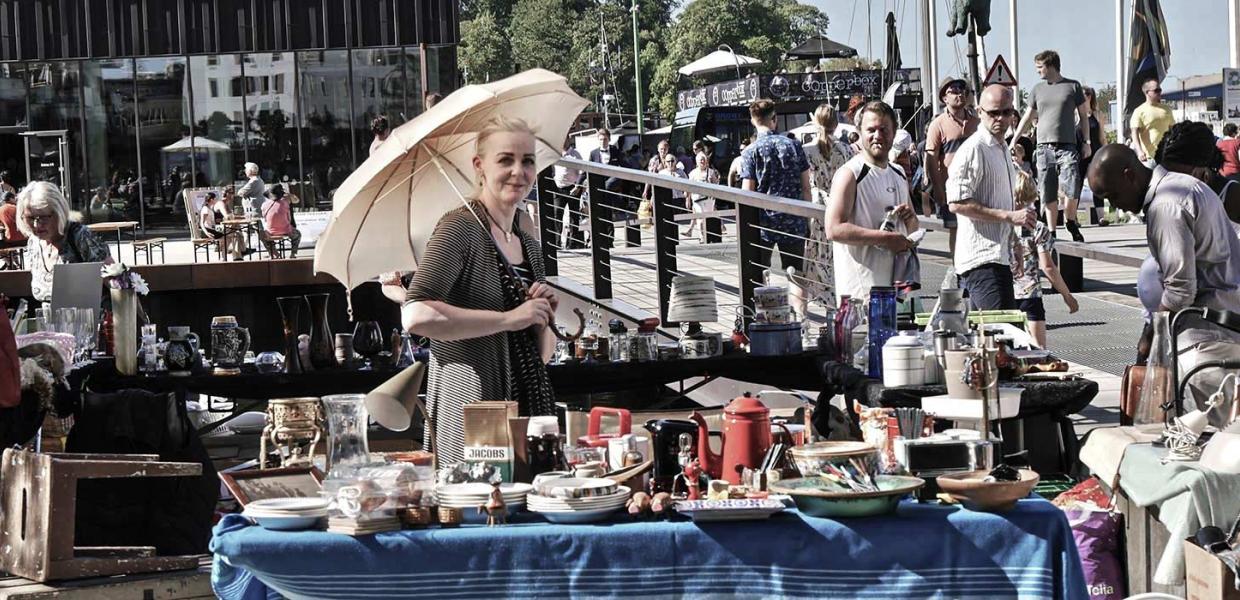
[165, 326, 201, 376]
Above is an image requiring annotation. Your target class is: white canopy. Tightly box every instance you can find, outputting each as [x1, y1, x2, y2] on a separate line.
[160, 136, 231, 152]
[678, 50, 763, 77]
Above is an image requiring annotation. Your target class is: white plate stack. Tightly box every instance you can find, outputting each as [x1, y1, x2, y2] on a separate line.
[526, 485, 631, 524]
[243, 497, 330, 531]
[435, 482, 533, 512]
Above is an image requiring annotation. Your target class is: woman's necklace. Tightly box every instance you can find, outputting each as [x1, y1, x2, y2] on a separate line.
[481, 204, 514, 243]
[38, 240, 59, 273]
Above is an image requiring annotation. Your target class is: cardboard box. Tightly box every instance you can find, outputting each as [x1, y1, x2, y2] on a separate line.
[1184, 539, 1240, 600]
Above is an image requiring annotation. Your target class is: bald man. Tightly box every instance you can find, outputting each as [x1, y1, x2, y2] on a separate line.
[946, 84, 1034, 311]
[1088, 144, 1240, 418]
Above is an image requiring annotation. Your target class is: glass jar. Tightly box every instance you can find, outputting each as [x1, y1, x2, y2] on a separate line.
[322, 394, 372, 480]
[608, 319, 629, 362]
[630, 321, 659, 362]
[526, 416, 566, 477]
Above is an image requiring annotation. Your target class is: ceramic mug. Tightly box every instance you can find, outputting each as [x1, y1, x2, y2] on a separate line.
[753, 286, 788, 310]
[756, 305, 793, 324]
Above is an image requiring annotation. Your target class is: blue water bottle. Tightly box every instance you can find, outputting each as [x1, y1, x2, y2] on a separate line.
[867, 286, 898, 379]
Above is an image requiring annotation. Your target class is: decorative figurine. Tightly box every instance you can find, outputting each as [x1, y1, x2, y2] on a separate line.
[707, 480, 730, 500]
[672, 459, 710, 500]
[626, 491, 652, 517]
[478, 481, 508, 526]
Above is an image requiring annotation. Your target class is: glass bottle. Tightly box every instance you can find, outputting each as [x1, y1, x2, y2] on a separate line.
[1136, 312, 1173, 425]
[322, 394, 372, 480]
[867, 286, 898, 379]
[608, 319, 629, 362]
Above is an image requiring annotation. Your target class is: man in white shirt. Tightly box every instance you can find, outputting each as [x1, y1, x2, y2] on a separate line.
[553, 139, 585, 248]
[825, 100, 919, 302]
[948, 84, 1036, 310]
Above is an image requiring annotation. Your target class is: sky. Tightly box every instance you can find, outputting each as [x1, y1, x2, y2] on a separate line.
[807, 0, 1230, 92]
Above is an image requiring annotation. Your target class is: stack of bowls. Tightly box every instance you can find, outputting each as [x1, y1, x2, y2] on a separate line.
[243, 497, 330, 531]
[436, 482, 532, 523]
[526, 477, 630, 523]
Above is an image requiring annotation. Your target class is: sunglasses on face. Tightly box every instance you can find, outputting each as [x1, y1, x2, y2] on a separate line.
[981, 107, 1019, 119]
[1149, 87, 1162, 94]
[945, 86, 966, 95]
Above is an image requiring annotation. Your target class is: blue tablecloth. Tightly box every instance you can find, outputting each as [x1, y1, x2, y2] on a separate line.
[211, 497, 1088, 599]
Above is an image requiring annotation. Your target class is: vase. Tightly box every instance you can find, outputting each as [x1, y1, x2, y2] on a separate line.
[276, 296, 306, 374]
[322, 394, 372, 480]
[305, 293, 335, 370]
[1136, 311, 1173, 425]
[111, 288, 138, 375]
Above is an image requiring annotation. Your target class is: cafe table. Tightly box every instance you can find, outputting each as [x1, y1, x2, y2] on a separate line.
[86, 220, 139, 263]
[221, 216, 262, 254]
[210, 496, 1088, 599]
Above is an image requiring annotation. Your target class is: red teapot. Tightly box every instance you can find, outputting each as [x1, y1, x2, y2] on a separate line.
[689, 393, 772, 484]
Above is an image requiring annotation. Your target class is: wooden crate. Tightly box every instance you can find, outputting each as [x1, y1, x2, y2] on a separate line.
[0, 450, 204, 582]
[1117, 488, 1187, 597]
[0, 557, 212, 599]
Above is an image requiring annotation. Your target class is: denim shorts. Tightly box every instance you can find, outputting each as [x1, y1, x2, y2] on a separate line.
[1035, 143, 1081, 203]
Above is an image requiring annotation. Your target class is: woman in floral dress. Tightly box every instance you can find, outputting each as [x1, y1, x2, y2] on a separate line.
[801, 104, 853, 308]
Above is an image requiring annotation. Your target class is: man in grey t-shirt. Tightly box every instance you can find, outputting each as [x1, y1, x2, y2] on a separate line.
[1012, 50, 1092, 241]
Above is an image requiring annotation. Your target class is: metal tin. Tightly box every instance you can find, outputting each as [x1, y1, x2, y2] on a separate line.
[747, 322, 802, 356]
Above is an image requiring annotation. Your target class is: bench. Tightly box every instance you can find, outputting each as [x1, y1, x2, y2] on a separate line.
[131, 237, 167, 265]
[0, 246, 22, 271]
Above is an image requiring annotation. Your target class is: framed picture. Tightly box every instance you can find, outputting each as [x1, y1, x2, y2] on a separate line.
[219, 466, 325, 506]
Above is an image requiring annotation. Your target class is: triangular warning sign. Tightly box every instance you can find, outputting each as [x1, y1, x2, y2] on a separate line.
[984, 55, 1017, 87]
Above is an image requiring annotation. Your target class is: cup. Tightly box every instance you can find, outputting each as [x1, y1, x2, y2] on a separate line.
[756, 305, 792, 324]
[335, 333, 354, 367]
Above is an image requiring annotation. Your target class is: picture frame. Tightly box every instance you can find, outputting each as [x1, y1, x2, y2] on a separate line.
[219, 466, 325, 506]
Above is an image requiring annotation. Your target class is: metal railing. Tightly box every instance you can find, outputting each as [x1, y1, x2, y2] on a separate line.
[535, 157, 829, 331]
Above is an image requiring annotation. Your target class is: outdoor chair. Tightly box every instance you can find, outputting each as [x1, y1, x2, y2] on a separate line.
[0, 246, 23, 270]
[131, 237, 167, 265]
[181, 194, 222, 263]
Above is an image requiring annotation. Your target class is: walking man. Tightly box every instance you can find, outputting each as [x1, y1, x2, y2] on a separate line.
[1012, 50, 1092, 241]
[740, 98, 812, 314]
[1130, 77, 1175, 164]
[588, 128, 630, 247]
[825, 101, 919, 302]
[553, 138, 585, 248]
[924, 77, 979, 259]
[949, 84, 1034, 311]
[1088, 143, 1240, 416]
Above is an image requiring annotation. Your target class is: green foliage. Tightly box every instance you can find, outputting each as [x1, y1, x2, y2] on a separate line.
[459, 10, 513, 83]
[511, 0, 576, 74]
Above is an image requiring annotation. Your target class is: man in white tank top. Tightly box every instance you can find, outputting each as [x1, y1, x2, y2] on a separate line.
[825, 101, 920, 303]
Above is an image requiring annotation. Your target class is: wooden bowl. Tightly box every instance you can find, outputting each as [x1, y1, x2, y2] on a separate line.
[936, 469, 1040, 512]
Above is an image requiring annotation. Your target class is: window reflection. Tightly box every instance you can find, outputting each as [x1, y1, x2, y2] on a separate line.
[352, 48, 405, 161]
[81, 59, 140, 225]
[189, 54, 244, 190]
[298, 50, 351, 208]
[244, 53, 300, 195]
[0, 64, 29, 189]
[27, 62, 85, 209]
[136, 57, 193, 229]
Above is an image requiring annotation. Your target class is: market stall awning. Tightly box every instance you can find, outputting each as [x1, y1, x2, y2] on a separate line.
[678, 50, 763, 77]
[160, 136, 231, 152]
[785, 36, 858, 60]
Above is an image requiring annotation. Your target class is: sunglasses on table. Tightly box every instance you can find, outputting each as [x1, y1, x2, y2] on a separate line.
[980, 107, 1019, 118]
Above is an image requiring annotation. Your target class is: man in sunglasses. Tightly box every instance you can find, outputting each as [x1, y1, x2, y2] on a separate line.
[1012, 50, 1091, 242]
[925, 77, 979, 260]
[1130, 78, 1175, 165]
[947, 85, 1034, 311]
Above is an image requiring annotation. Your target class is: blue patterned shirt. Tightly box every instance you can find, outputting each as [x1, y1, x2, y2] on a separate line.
[740, 130, 810, 242]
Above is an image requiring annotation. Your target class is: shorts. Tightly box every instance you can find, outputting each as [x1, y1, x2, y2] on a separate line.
[754, 237, 805, 274]
[936, 200, 958, 228]
[959, 263, 1016, 311]
[1018, 296, 1046, 322]
[1035, 143, 1080, 203]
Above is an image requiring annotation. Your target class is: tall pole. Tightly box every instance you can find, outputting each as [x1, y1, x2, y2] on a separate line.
[867, 0, 873, 63]
[1230, 0, 1240, 67]
[921, 0, 934, 112]
[1116, 0, 1126, 143]
[928, 0, 940, 113]
[1009, 0, 1019, 90]
[631, 1, 644, 135]
[966, 22, 981, 95]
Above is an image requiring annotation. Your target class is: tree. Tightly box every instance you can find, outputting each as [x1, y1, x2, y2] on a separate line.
[648, 0, 830, 118]
[510, 0, 576, 75]
[459, 10, 513, 83]
[565, 0, 676, 124]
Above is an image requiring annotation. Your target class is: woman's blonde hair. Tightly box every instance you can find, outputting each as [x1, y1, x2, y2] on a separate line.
[16, 181, 71, 238]
[812, 104, 839, 158]
[475, 115, 538, 158]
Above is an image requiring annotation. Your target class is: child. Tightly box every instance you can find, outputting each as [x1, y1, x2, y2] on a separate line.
[1011, 174, 1078, 348]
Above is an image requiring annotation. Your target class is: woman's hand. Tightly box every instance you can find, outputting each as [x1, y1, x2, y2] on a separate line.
[506, 297, 554, 331]
[527, 281, 559, 312]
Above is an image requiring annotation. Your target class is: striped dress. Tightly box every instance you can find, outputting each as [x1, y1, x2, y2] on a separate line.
[405, 202, 548, 466]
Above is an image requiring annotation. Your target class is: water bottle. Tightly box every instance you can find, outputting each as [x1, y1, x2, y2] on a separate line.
[867, 286, 898, 379]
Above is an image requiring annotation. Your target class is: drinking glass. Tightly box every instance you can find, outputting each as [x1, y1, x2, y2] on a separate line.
[76, 308, 97, 361]
[351, 321, 383, 371]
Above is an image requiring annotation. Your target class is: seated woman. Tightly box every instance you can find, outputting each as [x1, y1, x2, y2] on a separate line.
[17, 182, 112, 303]
[260, 184, 301, 258]
[199, 191, 245, 261]
[0, 191, 25, 248]
[401, 115, 558, 465]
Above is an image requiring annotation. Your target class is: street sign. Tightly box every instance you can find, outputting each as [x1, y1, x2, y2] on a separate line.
[984, 55, 1017, 87]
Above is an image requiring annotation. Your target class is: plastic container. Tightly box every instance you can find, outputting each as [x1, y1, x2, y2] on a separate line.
[882, 331, 925, 387]
[867, 286, 898, 379]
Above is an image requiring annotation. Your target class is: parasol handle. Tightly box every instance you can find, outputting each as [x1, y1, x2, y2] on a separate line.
[551, 308, 586, 342]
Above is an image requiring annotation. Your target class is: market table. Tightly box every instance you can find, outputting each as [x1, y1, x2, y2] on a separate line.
[210, 497, 1087, 599]
[864, 378, 1099, 475]
[86, 220, 138, 263]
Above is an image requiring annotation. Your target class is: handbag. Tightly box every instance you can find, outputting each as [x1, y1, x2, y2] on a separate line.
[0, 295, 20, 409]
[1119, 364, 1146, 427]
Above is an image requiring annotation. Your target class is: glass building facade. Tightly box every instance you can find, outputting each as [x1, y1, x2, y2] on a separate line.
[0, 0, 458, 230]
